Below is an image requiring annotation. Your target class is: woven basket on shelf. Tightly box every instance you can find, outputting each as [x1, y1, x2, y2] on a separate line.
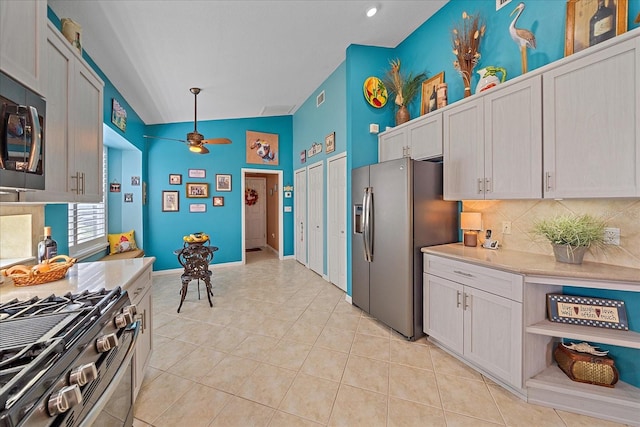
[1, 255, 77, 287]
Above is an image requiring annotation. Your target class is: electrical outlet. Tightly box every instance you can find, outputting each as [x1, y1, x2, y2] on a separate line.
[604, 227, 620, 245]
[502, 221, 512, 234]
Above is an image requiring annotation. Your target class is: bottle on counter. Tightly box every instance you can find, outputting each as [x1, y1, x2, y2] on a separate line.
[37, 226, 58, 263]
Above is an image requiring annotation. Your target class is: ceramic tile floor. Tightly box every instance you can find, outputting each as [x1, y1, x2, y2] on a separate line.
[132, 250, 629, 427]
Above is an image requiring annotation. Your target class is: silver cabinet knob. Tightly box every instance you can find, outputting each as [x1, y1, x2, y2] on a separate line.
[69, 363, 98, 386]
[48, 384, 82, 416]
[96, 333, 119, 353]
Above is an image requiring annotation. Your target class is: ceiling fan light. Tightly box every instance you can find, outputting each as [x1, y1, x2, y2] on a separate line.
[189, 144, 209, 154]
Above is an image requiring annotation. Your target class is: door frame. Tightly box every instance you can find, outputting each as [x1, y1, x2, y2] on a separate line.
[306, 161, 324, 276]
[327, 152, 347, 291]
[241, 168, 283, 264]
[244, 176, 267, 249]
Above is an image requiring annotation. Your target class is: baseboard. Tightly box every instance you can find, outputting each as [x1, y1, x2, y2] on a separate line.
[345, 295, 352, 304]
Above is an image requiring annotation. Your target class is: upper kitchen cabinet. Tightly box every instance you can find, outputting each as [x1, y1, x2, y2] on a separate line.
[543, 34, 640, 198]
[443, 75, 542, 200]
[378, 112, 443, 162]
[0, 0, 46, 95]
[21, 23, 104, 203]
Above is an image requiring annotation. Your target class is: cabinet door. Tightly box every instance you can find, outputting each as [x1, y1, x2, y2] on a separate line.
[0, 0, 45, 94]
[443, 98, 484, 200]
[73, 63, 104, 202]
[463, 287, 522, 388]
[378, 128, 407, 162]
[424, 273, 464, 355]
[484, 76, 542, 199]
[408, 113, 442, 160]
[133, 287, 152, 400]
[543, 37, 640, 198]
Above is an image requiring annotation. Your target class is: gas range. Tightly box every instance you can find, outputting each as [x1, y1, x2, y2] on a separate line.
[0, 288, 139, 427]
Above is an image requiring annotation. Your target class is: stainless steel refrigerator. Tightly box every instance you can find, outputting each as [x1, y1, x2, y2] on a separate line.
[351, 158, 458, 340]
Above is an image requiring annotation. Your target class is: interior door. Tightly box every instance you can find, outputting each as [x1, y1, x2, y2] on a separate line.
[327, 154, 347, 291]
[245, 177, 266, 249]
[294, 167, 307, 265]
[307, 162, 324, 276]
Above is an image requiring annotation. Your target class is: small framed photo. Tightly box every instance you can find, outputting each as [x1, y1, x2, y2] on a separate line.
[162, 190, 179, 212]
[186, 183, 209, 198]
[300, 150, 306, 164]
[131, 176, 140, 186]
[325, 132, 335, 154]
[565, 0, 628, 56]
[213, 196, 224, 207]
[189, 203, 207, 213]
[420, 72, 444, 115]
[169, 174, 182, 185]
[124, 193, 133, 203]
[110, 182, 121, 192]
[216, 174, 232, 192]
[188, 169, 206, 178]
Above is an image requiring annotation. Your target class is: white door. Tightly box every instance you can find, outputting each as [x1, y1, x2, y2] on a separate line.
[327, 154, 346, 291]
[307, 162, 324, 276]
[245, 177, 266, 249]
[294, 167, 307, 265]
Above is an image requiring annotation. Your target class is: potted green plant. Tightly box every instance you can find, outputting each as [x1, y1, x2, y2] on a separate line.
[382, 59, 426, 125]
[532, 214, 606, 264]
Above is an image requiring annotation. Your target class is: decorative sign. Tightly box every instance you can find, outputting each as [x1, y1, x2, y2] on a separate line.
[110, 181, 121, 192]
[300, 150, 306, 164]
[283, 185, 294, 192]
[308, 142, 322, 158]
[124, 193, 133, 203]
[547, 293, 628, 330]
[111, 99, 127, 132]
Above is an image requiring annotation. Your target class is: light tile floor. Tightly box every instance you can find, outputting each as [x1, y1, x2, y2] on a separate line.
[133, 250, 628, 427]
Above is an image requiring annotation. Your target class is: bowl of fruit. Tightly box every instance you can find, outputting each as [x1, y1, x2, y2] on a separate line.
[183, 232, 209, 244]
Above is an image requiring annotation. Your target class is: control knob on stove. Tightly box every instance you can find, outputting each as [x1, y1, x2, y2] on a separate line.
[96, 333, 119, 353]
[114, 311, 134, 328]
[123, 304, 137, 317]
[47, 384, 82, 416]
[69, 363, 98, 386]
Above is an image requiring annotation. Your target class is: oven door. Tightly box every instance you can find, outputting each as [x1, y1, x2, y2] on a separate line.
[78, 320, 140, 427]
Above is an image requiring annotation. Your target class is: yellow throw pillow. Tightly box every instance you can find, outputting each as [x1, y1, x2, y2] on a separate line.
[108, 230, 138, 254]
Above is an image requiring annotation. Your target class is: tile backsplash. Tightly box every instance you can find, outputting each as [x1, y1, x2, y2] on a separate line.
[0, 205, 45, 261]
[462, 199, 640, 269]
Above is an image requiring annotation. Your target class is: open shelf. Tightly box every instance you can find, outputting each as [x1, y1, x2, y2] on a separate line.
[527, 365, 640, 425]
[526, 320, 640, 349]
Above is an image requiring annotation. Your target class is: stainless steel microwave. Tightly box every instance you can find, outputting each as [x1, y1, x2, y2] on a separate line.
[0, 71, 45, 191]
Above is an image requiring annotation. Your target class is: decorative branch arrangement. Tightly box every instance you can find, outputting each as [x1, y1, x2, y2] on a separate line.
[382, 59, 426, 124]
[452, 11, 486, 97]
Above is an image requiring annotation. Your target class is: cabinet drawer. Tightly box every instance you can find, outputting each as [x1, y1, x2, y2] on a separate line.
[125, 264, 152, 305]
[424, 254, 523, 302]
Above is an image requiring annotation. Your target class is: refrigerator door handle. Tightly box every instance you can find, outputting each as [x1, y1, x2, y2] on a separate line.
[362, 188, 370, 262]
[368, 189, 374, 260]
[363, 187, 374, 262]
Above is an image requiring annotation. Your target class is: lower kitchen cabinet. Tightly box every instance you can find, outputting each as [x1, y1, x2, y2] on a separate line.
[423, 254, 523, 390]
[128, 264, 153, 400]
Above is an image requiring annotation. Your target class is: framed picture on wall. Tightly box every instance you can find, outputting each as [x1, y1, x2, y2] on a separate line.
[565, 0, 628, 56]
[213, 196, 224, 206]
[325, 132, 335, 154]
[189, 203, 207, 213]
[169, 174, 182, 185]
[420, 72, 444, 115]
[216, 174, 232, 191]
[186, 183, 209, 198]
[162, 191, 179, 212]
[188, 169, 206, 178]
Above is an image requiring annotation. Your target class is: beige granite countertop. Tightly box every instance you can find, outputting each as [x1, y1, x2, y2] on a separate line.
[422, 243, 640, 286]
[0, 257, 155, 302]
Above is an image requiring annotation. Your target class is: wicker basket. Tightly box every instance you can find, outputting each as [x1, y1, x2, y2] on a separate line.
[554, 343, 619, 387]
[1, 255, 77, 286]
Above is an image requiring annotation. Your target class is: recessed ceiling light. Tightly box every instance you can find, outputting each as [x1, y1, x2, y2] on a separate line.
[366, 5, 378, 17]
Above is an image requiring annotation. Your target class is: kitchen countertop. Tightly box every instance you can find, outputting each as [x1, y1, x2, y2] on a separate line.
[0, 257, 36, 269]
[422, 243, 640, 286]
[0, 257, 155, 302]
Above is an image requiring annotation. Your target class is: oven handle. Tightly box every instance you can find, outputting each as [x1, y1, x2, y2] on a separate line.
[79, 320, 141, 427]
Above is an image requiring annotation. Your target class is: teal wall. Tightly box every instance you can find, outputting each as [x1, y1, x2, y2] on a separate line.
[146, 115, 293, 271]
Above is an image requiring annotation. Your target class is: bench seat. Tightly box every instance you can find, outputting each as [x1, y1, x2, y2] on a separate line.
[100, 249, 145, 261]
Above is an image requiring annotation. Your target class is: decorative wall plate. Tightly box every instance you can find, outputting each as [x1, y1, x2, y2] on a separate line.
[363, 76, 388, 108]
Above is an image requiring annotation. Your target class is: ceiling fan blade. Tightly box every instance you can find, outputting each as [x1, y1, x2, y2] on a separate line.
[143, 134, 187, 143]
[203, 138, 232, 145]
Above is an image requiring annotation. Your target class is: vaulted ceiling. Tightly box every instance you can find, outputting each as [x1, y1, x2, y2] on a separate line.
[48, 1, 447, 125]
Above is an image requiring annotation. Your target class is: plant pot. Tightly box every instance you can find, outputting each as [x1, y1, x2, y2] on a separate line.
[552, 244, 588, 264]
[395, 105, 410, 125]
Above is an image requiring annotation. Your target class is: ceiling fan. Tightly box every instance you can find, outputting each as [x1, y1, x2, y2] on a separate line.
[144, 88, 231, 154]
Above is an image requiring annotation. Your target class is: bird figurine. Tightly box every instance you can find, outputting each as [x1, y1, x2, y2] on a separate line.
[509, 2, 536, 74]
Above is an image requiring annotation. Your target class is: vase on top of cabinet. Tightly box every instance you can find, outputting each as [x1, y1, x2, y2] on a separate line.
[475, 66, 507, 94]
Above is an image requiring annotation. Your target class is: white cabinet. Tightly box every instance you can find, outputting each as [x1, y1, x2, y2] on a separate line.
[378, 113, 443, 162]
[128, 264, 153, 400]
[542, 36, 640, 198]
[443, 75, 542, 200]
[0, 0, 46, 95]
[423, 254, 523, 389]
[21, 23, 104, 203]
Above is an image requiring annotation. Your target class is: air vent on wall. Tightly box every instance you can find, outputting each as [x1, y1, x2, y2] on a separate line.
[316, 91, 325, 107]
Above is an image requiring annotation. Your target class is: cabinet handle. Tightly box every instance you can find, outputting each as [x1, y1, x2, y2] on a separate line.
[406, 146, 411, 157]
[477, 178, 484, 194]
[70, 172, 80, 194]
[464, 293, 471, 310]
[484, 178, 491, 193]
[80, 172, 86, 195]
[545, 172, 552, 192]
[453, 270, 474, 278]
[456, 290, 462, 308]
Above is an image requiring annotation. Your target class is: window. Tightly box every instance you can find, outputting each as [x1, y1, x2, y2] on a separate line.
[68, 148, 107, 258]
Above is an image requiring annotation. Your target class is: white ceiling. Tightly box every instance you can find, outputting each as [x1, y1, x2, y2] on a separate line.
[48, 0, 447, 125]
